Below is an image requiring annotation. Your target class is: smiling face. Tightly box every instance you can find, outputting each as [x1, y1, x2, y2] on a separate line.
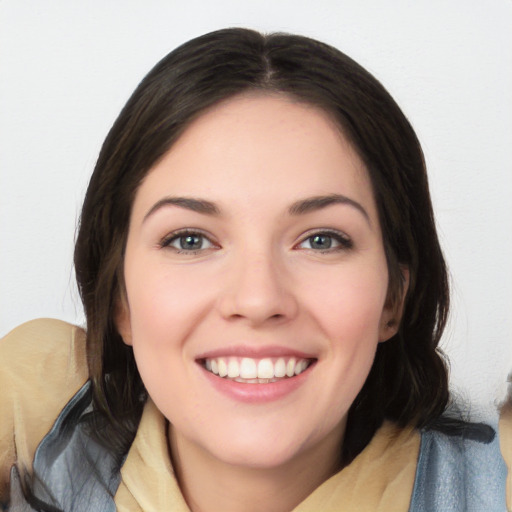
[116, 94, 400, 471]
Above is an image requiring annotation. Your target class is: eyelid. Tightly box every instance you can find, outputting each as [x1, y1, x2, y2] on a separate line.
[159, 228, 219, 252]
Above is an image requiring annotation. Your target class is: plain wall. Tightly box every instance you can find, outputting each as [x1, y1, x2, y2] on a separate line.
[1, 0, 511, 420]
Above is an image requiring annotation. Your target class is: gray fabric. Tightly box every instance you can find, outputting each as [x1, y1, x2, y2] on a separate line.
[7, 466, 34, 512]
[8, 382, 119, 512]
[409, 426, 508, 511]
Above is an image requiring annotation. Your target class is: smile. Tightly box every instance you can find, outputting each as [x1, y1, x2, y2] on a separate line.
[202, 356, 314, 383]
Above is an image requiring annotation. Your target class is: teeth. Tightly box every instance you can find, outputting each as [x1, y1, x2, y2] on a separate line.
[227, 358, 239, 378]
[295, 360, 308, 375]
[240, 358, 257, 379]
[218, 359, 228, 377]
[258, 359, 274, 379]
[202, 356, 312, 382]
[286, 358, 296, 377]
[274, 358, 286, 378]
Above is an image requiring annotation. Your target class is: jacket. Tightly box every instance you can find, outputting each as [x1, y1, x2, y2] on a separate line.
[1, 319, 509, 511]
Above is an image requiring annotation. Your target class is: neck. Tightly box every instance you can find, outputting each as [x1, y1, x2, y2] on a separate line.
[168, 423, 344, 512]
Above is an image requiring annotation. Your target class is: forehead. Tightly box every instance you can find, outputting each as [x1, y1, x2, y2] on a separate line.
[132, 93, 376, 218]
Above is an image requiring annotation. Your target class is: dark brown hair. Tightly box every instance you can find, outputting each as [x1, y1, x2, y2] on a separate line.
[74, 27, 450, 462]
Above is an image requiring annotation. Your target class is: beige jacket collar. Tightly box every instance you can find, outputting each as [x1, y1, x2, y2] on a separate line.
[115, 399, 420, 512]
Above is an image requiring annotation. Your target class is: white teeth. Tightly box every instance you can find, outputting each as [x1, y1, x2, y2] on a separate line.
[203, 356, 312, 381]
[240, 358, 257, 379]
[274, 358, 286, 378]
[227, 358, 239, 378]
[218, 359, 228, 377]
[257, 358, 274, 379]
[286, 357, 296, 377]
[295, 360, 308, 375]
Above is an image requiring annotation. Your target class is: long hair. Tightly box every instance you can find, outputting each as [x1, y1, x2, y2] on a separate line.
[74, 28, 450, 462]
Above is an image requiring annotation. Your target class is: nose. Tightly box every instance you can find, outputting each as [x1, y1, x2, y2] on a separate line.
[216, 248, 298, 326]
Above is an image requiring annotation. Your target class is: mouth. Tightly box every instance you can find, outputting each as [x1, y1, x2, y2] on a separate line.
[199, 356, 316, 384]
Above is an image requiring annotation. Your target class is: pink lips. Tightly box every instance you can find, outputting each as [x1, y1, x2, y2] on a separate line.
[200, 366, 314, 403]
[196, 346, 317, 403]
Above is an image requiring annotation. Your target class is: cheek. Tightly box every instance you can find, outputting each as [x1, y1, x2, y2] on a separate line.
[302, 265, 388, 399]
[126, 259, 216, 336]
[303, 265, 389, 338]
[309, 275, 387, 418]
[125, 266, 211, 412]
[123, 262, 225, 406]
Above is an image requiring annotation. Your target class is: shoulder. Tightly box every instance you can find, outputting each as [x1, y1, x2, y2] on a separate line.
[0, 318, 88, 402]
[1, 317, 86, 358]
[0, 319, 88, 504]
[409, 422, 508, 511]
[0, 317, 88, 386]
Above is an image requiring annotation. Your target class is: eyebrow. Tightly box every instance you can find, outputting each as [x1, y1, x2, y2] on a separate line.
[288, 194, 370, 224]
[143, 197, 220, 222]
[143, 193, 370, 224]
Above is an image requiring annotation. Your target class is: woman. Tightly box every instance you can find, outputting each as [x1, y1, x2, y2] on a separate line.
[0, 28, 507, 511]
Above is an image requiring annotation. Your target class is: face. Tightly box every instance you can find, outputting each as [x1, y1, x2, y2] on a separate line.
[117, 94, 399, 470]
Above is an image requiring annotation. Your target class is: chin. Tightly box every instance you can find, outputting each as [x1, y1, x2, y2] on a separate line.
[213, 441, 304, 470]
[196, 423, 322, 470]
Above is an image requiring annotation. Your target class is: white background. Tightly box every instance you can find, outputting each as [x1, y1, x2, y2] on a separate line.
[1, 0, 511, 421]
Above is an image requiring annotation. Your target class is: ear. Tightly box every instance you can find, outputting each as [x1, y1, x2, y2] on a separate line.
[114, 295, 133, 346]
[378, 266, 410, 342]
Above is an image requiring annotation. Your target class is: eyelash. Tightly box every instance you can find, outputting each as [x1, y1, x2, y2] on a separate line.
[159, 228, 353, 255]
[159, 229, 217, 255]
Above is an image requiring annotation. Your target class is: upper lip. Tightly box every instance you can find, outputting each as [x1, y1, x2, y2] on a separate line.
[195, 345, 317, 360]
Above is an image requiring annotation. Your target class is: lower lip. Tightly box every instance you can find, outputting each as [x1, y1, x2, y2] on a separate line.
[199, 363, 315, 403]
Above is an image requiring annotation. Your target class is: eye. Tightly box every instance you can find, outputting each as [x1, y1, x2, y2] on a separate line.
[297, 231, 353, 252]
[161, 230, 215, 253]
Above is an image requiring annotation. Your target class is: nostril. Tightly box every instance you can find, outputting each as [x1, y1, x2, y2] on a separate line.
[217, 284, 298, 324]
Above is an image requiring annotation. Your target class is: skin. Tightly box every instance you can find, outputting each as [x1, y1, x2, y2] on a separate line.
[116, 93, 405, 512]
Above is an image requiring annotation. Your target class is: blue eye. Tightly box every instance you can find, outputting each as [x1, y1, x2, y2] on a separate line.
[308, 234, 334, 250]
[298, 231, 352, 251]
[162, 231, 214, 253]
